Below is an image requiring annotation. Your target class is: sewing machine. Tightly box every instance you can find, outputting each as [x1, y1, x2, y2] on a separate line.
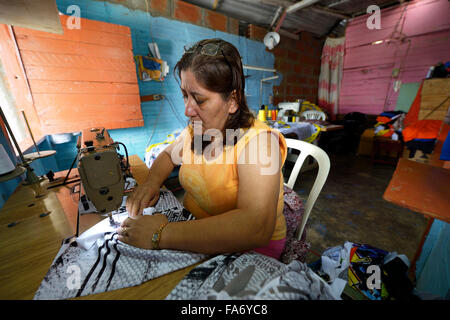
[77, 127, 131, 227]
[277, 101, 301, 120]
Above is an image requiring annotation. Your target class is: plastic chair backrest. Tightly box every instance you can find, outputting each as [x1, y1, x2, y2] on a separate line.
[301, 110, 326, 121]
[284, 139, 331, 240]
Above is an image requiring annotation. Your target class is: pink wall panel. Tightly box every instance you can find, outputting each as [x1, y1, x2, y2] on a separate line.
[339, 0, 450, 115]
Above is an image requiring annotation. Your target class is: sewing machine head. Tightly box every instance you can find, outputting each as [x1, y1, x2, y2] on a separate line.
[277, 101, 301, 120]
[77, 127, 129, 214]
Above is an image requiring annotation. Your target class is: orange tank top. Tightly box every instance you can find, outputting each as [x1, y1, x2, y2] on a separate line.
[178, 120, 287, 240]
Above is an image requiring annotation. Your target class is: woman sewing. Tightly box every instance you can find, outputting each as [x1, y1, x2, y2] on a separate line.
[119, 39, 288, 260]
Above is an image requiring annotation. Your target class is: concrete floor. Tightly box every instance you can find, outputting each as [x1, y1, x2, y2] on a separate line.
[285, 154, 428, 264]
[169, 153, 429, 265]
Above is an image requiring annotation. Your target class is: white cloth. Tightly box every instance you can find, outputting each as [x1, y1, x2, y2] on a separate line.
[34, 190, 206, 300]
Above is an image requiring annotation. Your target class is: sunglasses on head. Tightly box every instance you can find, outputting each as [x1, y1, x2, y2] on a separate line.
[184, 42, 225, 56]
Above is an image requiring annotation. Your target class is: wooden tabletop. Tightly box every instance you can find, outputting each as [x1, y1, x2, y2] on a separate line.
[0, 155, 199, 299]
[383, 158, 450, 222]
[318, 124, 344, 132]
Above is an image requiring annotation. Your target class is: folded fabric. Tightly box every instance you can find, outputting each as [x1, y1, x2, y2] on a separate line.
[34, 190, 207, 300]
[167, 252, 339, 300]
[402, 120, 442, 142]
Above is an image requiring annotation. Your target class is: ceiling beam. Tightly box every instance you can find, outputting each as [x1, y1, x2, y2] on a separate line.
[259, 0, 295, 7]
[269, 6, 284, 29]
[240, 0, 294, 7]
[327, 0, 351, 8]
[309, 5, 351, 20]
[278, 28, 300, 40]
[286, 0, 321, 14]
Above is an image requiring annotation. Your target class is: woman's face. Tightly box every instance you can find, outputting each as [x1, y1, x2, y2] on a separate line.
[181, 69, 237, 134]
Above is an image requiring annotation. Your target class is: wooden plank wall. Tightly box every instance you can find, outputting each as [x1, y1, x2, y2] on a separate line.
[0, 24, 43, 150]
[339, 0, 450, 115]
[419, 78, 450, 120]
[10, 14, 143, 135]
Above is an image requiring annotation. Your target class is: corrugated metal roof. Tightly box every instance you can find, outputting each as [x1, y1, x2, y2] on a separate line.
[184, 0, 404, 38]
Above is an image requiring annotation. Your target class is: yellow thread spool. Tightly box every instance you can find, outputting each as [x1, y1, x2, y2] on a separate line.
[258, 109, 267, 122]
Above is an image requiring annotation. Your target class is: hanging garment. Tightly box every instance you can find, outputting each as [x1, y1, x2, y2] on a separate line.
[318, 37, 345, 120]
[34, 190, 207, 300]
[166, 251, 339, 300]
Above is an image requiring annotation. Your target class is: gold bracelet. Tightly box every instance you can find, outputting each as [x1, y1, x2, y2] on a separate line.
[151, 221, 168, 250]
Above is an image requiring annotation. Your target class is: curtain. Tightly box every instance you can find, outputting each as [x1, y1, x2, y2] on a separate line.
[318, 37, 345, 120]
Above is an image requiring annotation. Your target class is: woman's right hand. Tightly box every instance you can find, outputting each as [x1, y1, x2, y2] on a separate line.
[126, 181, 160, 218]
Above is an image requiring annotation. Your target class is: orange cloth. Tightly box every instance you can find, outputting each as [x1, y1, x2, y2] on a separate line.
[402, 120, 442, 142]
[179, 120, 287, 241]
[376, 116, 392, 124]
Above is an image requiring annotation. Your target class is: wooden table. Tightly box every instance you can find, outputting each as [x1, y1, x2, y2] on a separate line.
[0, 155, 198, 299]
[317, 124, 344, 132]
[383, 157, 450, 277]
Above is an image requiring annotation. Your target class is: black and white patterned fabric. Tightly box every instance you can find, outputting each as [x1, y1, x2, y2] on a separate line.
[35, 188, 337, 300]
[34, 190, 207, 300]
[167, 251, 339, 300]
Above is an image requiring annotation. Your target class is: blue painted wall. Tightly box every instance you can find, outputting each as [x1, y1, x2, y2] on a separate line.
[415, 219, 450, 298]
[0, 129, 22, 208]
[1, 0, 279, 209]
[53, 0, 279, 161]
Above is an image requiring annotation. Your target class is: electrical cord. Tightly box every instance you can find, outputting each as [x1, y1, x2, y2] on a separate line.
[164, 94, 187, 127]
[115, 142, 130, 170]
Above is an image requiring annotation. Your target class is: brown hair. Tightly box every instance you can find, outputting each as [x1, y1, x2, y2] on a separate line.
[174, 38, 255, 139]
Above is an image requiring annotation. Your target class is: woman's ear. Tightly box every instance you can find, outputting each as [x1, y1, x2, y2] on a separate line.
[228, 90, 239, 114]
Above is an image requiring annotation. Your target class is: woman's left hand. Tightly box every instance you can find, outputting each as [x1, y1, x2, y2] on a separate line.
[117, 214, 168, 249]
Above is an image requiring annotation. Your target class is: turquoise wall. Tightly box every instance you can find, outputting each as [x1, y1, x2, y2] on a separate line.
[0, 130, 21, 208]
[54, 0, 279, 161]
[1, 0, 279, 208]
[415, 219, 450, 298]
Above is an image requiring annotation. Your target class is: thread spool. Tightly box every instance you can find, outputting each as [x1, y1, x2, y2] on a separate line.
[258, 109, 267, 122]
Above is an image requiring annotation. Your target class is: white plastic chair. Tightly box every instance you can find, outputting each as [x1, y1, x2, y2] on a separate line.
[284, 138, 331, 240]
[301, 110, 326, 121]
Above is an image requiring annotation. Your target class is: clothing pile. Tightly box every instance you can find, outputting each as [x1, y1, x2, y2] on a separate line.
[310, 242, 422, 300]
[166, 252, 338, 300]
[374, 111, 406, 141]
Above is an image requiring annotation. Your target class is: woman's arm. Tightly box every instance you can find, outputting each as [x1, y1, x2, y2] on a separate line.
[158, 132, 282, 254]
[126, 131, 185, 217]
